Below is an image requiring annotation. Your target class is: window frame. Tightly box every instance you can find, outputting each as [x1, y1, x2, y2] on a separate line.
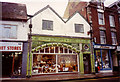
[74, 24, 84, 33]
[1, 25, 17, 39]
[100, 30, 106, 44]
[109, 15, 115, 27]
[98, 12, 105, 25]
[111, 32, 117, 45]
[42, 20, 53, 31]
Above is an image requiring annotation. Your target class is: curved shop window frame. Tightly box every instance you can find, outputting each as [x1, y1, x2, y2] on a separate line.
[31, 43, 80, 75]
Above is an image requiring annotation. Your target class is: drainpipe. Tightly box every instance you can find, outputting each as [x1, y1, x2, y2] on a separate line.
[85, 5, 95, 74]
[28, 19, 32, 78]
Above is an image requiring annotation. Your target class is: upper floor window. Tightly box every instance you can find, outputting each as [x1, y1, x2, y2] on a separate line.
[98, 12, 104, 25]
[111, 32, 117, 45]
[109, 15, 115, 27]
[119, 17, 120, 24]
[0, 25, 17, 39]
[42, 20, 53, 30]
[75, 24, 84, 33]
[100, 30, 106, 44]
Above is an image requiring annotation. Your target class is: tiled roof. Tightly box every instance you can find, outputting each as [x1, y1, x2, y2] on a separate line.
[1, 2, 27, 21]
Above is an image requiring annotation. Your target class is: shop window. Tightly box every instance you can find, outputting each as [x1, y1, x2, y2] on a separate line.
[102, 50, 111, 69]
[57, 55, 78, 72]
[95, 50, 111, 70]
[109, 15, 115, 27]
[100, 30, 106, 44]
[95, 50, 102, 69]
[1, 25, 17, 39]
[98, 12, 104, 25]
[32, 46, 78, 74]
[75, 24, 84, 33]
[111, 32, 117, 45]
[42, 20, 53, 30]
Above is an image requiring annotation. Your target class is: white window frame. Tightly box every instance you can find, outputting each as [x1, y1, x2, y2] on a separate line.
[109, 15, 115, 27]
[1, 25, 17, 39]
[98, 12, 105, 25]
[100, 30, 106, 44]
[75, 24, 84, 33]
[42, 20, 53, 31]
[111, 32, 117, 45]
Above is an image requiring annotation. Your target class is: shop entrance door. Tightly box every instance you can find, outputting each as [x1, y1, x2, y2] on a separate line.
[2, 52, 22, 77]
[2, 53, 13, 77]
[83, 54, 91, 74]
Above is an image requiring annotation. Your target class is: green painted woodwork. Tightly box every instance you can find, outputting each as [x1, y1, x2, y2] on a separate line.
[90, 53, 95, 73]
[32, 35, 90, 44]
[32, 43, 80, 53]
[79, 52, 84, 74]
[26, 53, 32, 76]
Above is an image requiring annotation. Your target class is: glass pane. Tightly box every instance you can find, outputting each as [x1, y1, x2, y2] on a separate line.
[75, 24, 84, 33]
[3, 27, 10, 38]
[10, 26, 17, 38]
[65, 48, 68, 53]
[95, 50, 102, 69]
[57, 55, 78, 72]
[109, 15, 115, 27]
[45, 48, 49, 53]
[40, 49, 44, 53]
[60, 47, 63, 53]
[55, 47, 58, 53]
[32, 54, 56, 74]
[102, 50, 110, 69]
[50, 47, 54, 53]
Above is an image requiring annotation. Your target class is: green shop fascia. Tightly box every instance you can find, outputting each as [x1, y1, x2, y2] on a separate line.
[27, 35, 95, 76]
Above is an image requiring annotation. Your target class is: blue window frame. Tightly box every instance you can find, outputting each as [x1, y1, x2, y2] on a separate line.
[94, 49, 112, 70]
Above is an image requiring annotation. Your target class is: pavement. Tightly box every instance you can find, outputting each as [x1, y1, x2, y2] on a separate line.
[1, 72, 120, 81]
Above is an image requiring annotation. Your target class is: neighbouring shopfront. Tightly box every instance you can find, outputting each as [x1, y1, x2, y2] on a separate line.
[1, 41, 28, 78]
[27, 35, 94, 76]
[94, 44, 116, 72]
[117, 46, 120, 72]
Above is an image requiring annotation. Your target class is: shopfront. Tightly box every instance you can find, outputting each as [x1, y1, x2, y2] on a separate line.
[1, 42, 23, 77]
[27, 35, 94, 76]
[94, 44, 116, 72]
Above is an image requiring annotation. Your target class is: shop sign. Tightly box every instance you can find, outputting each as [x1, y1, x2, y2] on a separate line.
[117, 46, 120, 51]
[0, 42, 23, 52]
[32, 36, 90, 43]
[82, 43, 91, 52]
[94, 45, 116, 49]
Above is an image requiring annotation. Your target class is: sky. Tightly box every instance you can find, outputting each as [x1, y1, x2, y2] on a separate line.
[0, 0, 118, 17]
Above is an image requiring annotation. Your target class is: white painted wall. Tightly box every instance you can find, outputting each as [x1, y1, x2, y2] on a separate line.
[0, 20, 29, 41]
[31, 7, 90, 38]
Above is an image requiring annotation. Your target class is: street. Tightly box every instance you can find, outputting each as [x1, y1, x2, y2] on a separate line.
[1, 76, 120, 82]
[61, 77, 120, 82]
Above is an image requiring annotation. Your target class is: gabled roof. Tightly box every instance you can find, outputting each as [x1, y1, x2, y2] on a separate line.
[29, 5, 90, 25]
[31, 5, 65, 23]
[1, 2, 27, 21]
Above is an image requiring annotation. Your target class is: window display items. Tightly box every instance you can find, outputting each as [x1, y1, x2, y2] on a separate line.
[32, 54, 78, 74]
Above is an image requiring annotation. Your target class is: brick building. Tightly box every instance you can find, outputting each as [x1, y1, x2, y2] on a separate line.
[64, 0, 120, 73]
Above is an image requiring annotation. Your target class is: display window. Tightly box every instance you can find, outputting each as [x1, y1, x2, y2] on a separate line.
[2, 52, 22, 77]
[32, 46, 78, 74]
[95, 50, 111, 70]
